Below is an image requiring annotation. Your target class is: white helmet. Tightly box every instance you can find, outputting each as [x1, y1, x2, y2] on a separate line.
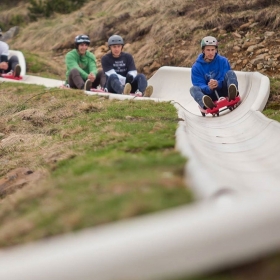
[201, 36, 218, 49]
[75, 34, 90, 48]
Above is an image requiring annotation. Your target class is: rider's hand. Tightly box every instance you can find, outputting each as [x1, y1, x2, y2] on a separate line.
[208, 79, 218, 90]
[0, 62, 8, 70]
[88, 73, 96, 82]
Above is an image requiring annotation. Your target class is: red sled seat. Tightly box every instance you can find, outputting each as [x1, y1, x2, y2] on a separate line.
[199, 96, 241, 117]
[1, 73, 23, 80]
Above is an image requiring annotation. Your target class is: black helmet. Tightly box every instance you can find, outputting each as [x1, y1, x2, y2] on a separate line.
[108, 35, 124, 46]
[75, 34, 90, 48]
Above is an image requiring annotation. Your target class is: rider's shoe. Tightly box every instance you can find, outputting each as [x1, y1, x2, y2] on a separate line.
[14, 64, 21, 77]
[143, 85, 153, 97]
[134, 89, 143, 97]
[122, 83, 131, 95]
[84, 79, 92, 91]
[228, 84, 237, 101]
[202, 95, 216, 109]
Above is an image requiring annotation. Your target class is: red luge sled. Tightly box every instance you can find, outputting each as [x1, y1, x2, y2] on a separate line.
[90, 88, 108, 93]
[1, 74, 23, 80]
[199, 95, 241, 117]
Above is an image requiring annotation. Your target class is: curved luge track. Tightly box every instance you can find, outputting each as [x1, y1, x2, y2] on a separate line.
[1, 58, 280, 280]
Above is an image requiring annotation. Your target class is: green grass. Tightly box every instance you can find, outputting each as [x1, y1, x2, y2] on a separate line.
[22, 51, 62, 79]
[263, 77, 280, 121]
[23, 51, 47, 73]
[96, 11, 107, 17]
[0, 83, 192, 247]
[263, 108, 280, 122]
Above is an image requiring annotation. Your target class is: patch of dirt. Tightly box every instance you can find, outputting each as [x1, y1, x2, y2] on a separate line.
[0, 167, 45, 197]
[0, 133, 48, 150]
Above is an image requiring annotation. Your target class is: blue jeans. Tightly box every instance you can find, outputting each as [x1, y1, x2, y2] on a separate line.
[106, 73, 148, 94]
[130, 74, 147, 93]
[190, 70, 239, 108]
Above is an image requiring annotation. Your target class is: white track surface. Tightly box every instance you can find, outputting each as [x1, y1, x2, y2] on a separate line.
[1, 60, 280, 280]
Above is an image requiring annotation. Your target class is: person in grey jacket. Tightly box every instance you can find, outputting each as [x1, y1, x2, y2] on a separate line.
[0, 28, 21, 77]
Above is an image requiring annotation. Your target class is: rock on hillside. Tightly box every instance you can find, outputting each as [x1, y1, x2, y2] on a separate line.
[226, 29, 280, 78]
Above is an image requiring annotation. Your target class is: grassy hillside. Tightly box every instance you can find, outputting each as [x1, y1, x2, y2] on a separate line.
[0, 82, 192, 248]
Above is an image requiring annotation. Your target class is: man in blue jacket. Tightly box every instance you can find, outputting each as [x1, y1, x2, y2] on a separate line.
[190, 36, 239, 109]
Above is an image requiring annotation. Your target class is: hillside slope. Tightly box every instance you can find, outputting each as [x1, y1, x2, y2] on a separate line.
[2, 0, 280, 81]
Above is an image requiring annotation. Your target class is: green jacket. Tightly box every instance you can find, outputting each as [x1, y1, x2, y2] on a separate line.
[65, 49, 98, 83]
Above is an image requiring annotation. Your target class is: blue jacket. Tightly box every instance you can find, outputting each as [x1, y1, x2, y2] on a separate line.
[191, 53, 231, 95]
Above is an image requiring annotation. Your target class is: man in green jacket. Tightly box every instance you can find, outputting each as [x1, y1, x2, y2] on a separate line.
[65, 34, 105, 91]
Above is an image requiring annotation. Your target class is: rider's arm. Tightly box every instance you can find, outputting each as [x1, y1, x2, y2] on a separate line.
[87, 52, 98, 76]
[0, 44, 9, 70]
[126, 53, 137, 78]
[0, 42, 9, 63]
[191, 66, 212, 95]
[216, 58, 231, 89]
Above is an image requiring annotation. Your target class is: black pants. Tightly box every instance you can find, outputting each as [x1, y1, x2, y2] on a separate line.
[1, 55, 19, 74]
[68, 69, 106, 89]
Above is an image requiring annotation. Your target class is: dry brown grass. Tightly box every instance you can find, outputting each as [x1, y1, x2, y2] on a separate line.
[0, 2, 29, 27]
[0, 88, 85, 178]
[5, 0, 211, 75]
[8, 0, 280, 79]
[255, 7, 280, 29]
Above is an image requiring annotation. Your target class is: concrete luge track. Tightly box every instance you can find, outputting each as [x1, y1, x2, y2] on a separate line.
[149, 67, 280, 198]
[1, 61, 280, 280]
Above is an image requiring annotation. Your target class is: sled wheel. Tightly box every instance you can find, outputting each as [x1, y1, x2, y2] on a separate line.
[229, 107, 233, 111]
[201, 112, 205, 117]
[216, 112, 219, 117]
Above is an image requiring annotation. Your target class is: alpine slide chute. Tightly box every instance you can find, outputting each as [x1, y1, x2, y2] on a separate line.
[0, 51, 280, 280]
